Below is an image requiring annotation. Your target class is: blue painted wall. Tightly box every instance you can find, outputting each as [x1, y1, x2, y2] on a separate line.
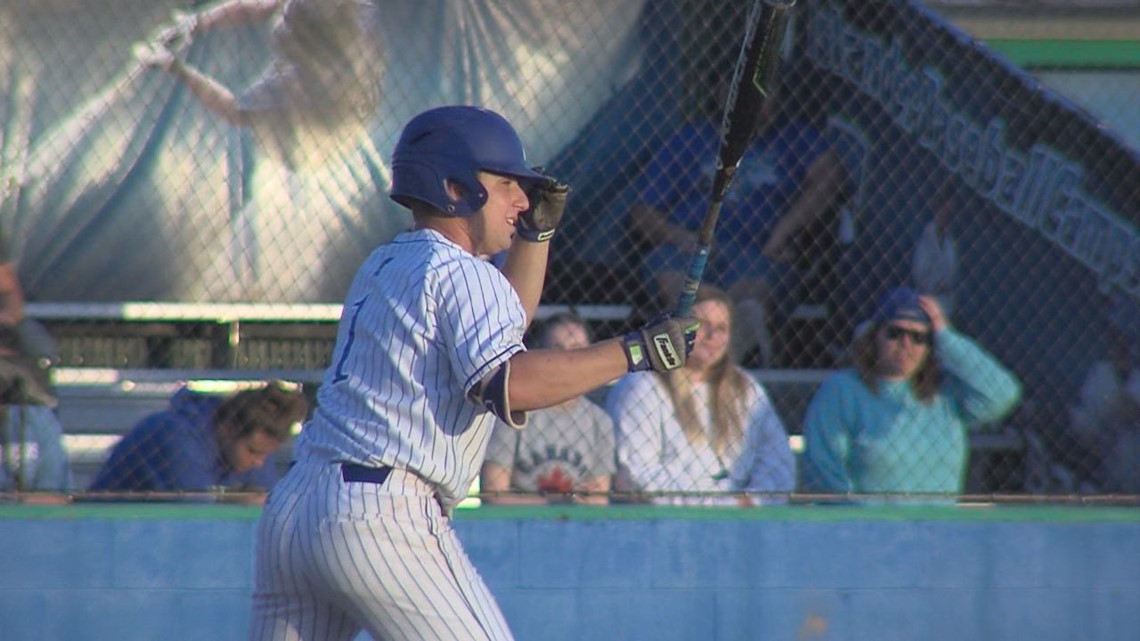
[1, 505, 1138, 641]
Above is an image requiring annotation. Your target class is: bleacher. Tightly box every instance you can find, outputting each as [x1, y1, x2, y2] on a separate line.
[51, 368, 326, 488]
[32, 302, 650, 488]
[32, 302, 1023, 493]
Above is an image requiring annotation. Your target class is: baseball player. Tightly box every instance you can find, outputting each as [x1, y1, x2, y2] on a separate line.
[248, 105, 699, 641]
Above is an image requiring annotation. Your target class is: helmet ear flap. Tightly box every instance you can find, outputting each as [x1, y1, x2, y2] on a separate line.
[444, 172, 489, 216]
[390, 161, 488, 217]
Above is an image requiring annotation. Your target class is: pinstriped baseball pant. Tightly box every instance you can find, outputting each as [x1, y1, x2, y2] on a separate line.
[249, 462, 514, 641]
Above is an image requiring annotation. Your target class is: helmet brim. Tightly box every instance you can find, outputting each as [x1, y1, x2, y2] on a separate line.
[486, 164, 545, 184]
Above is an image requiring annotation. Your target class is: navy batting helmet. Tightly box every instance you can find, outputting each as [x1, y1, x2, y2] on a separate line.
[390, 105, 544, 216]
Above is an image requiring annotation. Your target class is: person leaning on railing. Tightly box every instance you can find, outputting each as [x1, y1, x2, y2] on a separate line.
[86, 381, 308, 502]
[480, 312, 617, 505]
[0, 225, 71, 497]
[799, 287, 1022, 498]
[1067, 290, 1140, 493]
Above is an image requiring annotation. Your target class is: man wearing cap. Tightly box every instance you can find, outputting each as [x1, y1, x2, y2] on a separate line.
[800, 287, 1021, 496]
[1068, 291, 1140, 493]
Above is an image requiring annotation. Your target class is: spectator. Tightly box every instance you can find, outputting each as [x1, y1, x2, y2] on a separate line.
[1, 405, 72, 496]
[627, 67, 846, 366]
[88, 381, 308, 499]
[481, 312, 616, 504]
[0, 225, 71, 497]
[1067, 291, 1140, 493]
[911, 181, 960, 319]
[801, 287, 1021, 497]
[608, 285, 796, 506]
[132, 0, 384, 168]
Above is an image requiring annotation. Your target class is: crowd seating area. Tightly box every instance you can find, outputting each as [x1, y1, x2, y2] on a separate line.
[32, 302, 636, 488]
[29, 302, 1025, 493]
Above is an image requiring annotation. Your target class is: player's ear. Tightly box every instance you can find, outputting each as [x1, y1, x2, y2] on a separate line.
[444, 178, 467, 204]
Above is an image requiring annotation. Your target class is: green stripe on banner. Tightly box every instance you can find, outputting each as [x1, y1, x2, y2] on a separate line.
[2, 503, 1140, 523]
[985, 39, 1140, 67]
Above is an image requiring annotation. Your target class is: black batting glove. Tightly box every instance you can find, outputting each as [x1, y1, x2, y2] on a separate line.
[622, 315, 700, 373]
[517, 172, 569, 242]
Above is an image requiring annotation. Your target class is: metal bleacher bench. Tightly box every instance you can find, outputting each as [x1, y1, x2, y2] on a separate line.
[28, 299, 652, 436]
[42, 302, 1025, 492]
[29, 302, 633, 482]
[31, 301, 836, 488]
[28, 302, 635, 369]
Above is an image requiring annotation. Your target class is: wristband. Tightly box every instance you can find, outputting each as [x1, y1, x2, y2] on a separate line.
[516, 227, 556, 243]
[621, 333, 651, 372]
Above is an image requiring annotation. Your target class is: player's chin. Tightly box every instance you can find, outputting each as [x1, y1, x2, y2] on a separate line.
[500, 228, 518, 249]
[484, 234, 513, 257]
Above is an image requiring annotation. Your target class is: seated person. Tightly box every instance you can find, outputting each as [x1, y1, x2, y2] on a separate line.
[627, 66, 846, 365]
[910, 180, 960, 320]
[607, 285, 795, 506]
[1, 406, 73, 495]
[0, 228, 55, 408]
[480, 312, 615, 505]
[0, 228, 71, 496]
[89, 381, 308, 499]
[800, 287, 1022, 497]
[1067, 291, 1140, 493]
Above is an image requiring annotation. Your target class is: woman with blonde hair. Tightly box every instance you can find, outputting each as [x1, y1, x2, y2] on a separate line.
[608, 286, 795, 505]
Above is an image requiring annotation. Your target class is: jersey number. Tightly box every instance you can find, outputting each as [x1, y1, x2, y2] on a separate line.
[331, 297, 368, 384]
[332, 258, 392, 384]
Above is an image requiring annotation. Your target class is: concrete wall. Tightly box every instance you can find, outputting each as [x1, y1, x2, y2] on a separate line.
[1, 504, 1138, 641]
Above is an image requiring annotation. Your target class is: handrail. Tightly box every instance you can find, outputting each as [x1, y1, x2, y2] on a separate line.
[26, 302, 637, 322]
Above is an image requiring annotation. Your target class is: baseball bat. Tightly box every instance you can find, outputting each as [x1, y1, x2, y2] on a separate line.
[675, 0, 795, 316]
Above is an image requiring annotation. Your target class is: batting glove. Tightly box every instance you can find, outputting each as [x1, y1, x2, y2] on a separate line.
[517, 172, 569, 242]
[622, 315, 700, 373]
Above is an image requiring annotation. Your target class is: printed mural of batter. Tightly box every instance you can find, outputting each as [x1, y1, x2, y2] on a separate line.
[133, 0, 385, 168]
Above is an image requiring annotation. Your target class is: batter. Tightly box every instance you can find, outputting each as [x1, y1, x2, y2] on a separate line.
[248, 105, 699, 640]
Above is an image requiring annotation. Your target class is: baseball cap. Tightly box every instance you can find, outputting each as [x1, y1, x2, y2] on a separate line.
[873, 287, 931, 326]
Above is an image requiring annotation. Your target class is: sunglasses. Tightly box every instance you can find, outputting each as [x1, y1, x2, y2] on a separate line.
[883, 325, 932, 346]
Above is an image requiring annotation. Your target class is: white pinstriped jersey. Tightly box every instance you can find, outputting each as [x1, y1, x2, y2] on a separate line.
[294, 228, 527, 509]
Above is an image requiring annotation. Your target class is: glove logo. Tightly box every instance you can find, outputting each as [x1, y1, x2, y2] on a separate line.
[652, 333, 680, 370]
[626, 343, 645, 368]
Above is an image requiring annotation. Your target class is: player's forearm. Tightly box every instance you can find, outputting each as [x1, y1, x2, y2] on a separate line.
[195, 0, 280, 31]
[507, 341, 628, 410]
[630, 204, 679, 246]
[0, 293, 23, 328]
[501, 239, 549, 325]
[482, 492, 550, 505]
[0, 264, 26, 327]
[167, 59, 246, 125]
[575, 476, 611, 505]
[767, 149, 845, 250]
[480, 463, 547, 504]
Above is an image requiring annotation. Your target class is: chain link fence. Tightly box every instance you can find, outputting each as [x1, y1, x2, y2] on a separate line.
[1, 0, 1138, 502]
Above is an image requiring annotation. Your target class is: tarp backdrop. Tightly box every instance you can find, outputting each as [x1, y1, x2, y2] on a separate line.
[3, 0, 1139, 429]
[0, 0, 647, 303]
